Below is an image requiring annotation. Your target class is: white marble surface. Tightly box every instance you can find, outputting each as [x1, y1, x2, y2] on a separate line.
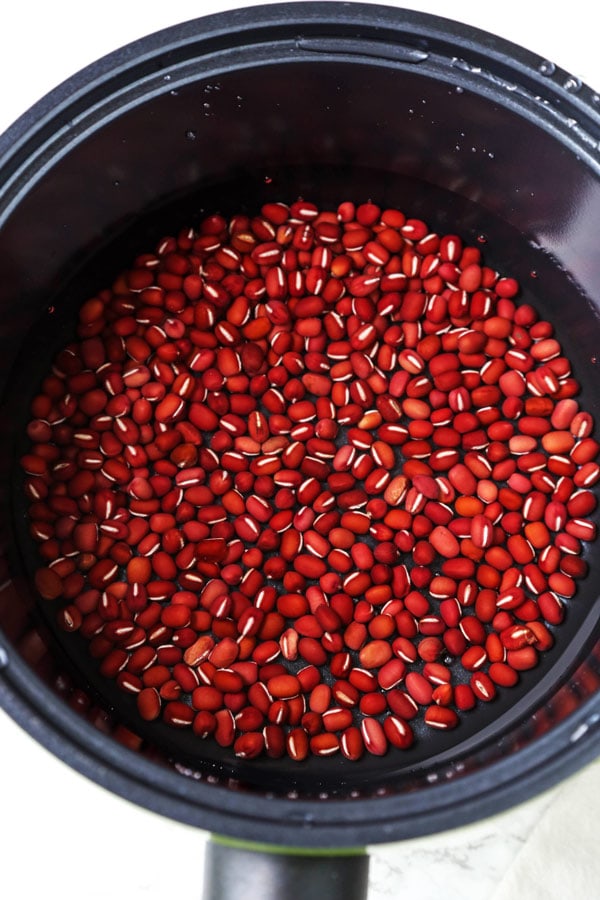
[368, 762, 597, 900]
[1, 2, 599, 898]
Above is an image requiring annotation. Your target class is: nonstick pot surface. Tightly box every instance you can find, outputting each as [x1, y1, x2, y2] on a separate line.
[7, 165, 600, 797]
[1, 2, 600, 845]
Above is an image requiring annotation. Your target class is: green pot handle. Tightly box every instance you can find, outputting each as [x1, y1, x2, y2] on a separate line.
[202, 836, 370, 900]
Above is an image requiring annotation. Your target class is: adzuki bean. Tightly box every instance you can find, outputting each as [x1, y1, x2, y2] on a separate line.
[22, 199, 599, 762]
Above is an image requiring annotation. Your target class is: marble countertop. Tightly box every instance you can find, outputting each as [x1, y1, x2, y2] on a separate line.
[2, 2, 599, 897]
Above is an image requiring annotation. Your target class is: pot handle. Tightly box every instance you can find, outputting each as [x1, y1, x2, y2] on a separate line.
[202, 836, 370, 900]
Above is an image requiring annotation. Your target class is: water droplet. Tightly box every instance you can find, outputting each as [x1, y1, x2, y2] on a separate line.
[564, 75, 582, 92]
[163, 74, 171, 82]
[538, 60, 556, 76]
[451, 57, 479, 74]
[170, 89, 179, 96]
[185, 130, 197, 141]
[488, 152, 495, 159]
[592, 94, 600, 105]
[48, 306, 55, 314]
[530, 270, 538, 279]
[570, 722, 590, 743]
[113, 180, 120, 187]
[455, 86, 464, 94]
[264, 175, 272, 184]
[0, 644, 8, 668]
[477, 234, 487, 244]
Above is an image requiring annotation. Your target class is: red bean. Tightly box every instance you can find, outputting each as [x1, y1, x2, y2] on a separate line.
[137, 687, 161, 721]
[383, 715, 414, 749]
[488, 662, 519, 687]
[234, 732, 265, 759]
[34, 567, 64, 600]
[267, 674, 301, 699]
[340, 726, 364, 760]
[360, 717, 388, 756]
[405, 672, 434, 705]
[470, 672, 497, 702]
[214, 709, 236, 747]
[424, 706, 459, 730]
[23, 200, 598, 762]
[454, 684, 477, 711]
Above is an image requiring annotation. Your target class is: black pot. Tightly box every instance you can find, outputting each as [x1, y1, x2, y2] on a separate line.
[1, 4, 599, 898]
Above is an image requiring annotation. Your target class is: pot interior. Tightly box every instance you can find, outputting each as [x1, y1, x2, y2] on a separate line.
[1, 11, 599, 813]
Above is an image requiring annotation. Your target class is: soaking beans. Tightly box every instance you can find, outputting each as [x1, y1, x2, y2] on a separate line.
[22, 199, 599, 761]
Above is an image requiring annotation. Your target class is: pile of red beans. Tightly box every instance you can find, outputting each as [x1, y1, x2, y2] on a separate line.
[21, 199, 599, 761]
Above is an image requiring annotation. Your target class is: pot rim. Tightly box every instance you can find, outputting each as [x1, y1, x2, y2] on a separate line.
[1, 3, 599, 183]
[2, 642, 600, 844]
